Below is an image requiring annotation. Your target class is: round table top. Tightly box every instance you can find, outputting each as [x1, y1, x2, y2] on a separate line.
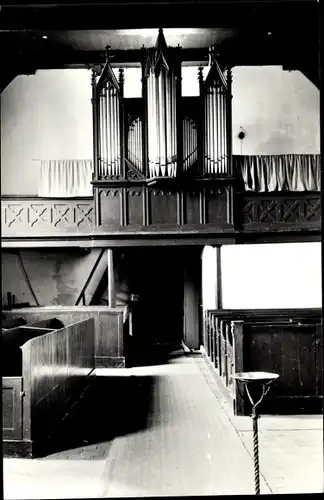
[232, 371, 279, 384]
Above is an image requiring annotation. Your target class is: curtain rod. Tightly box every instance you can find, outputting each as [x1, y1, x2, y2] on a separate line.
[32, 158, 93, 161]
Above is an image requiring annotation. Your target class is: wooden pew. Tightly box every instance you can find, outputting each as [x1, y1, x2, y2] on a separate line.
[2, 316, 27, 331]
[213, 311, 320, 381]
[203, 308, 322, 415]
[2, 317, 95, 458]
[231, 320, 322, 416]
[5, 306, 128, 368]
[205, 308, 321, 372]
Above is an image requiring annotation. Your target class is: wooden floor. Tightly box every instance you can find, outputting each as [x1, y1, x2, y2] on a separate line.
[3, 354, 323, 498]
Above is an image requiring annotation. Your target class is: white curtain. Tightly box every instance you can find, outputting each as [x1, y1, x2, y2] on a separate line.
[38, 159, 93, 197]
[234, 154, 321, 192]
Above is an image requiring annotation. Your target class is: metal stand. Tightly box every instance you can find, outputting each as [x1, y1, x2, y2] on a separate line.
[232, 371, 279, 495]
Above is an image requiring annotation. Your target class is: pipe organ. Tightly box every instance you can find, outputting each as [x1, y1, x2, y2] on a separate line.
[127, 117, 143, 174]
[183, 117, 198, 172]
[93, 57, 124, 181]
[146, 63, 178, 178]
[202, 51, 231, 177]
[91, 31, 232, 185]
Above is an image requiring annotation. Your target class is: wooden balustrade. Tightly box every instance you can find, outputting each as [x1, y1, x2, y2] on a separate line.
[1, 196, 94, 238]
[1, 189, 319, 243]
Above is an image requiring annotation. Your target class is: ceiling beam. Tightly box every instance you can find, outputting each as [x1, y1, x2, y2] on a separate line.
[1, 1, 318, 30]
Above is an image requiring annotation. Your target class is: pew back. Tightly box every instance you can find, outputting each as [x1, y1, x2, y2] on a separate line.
[2, 317, 95, 456]
[5, 306, 128, 368]
[232, 320, 322, 415]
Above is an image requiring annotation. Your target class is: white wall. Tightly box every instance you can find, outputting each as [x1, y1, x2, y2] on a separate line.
[1, 65, 320, 195]
[1, 250, 103, 306]
[221, 242, 322, 309]
[202, 246, 217, 310]
[1, 69, 93, 195]
[232, 66, 320, 155]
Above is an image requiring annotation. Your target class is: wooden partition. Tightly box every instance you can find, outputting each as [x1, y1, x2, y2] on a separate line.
[232, 321, 323, 415]
[5, 306, 128, 368]
[2, 318, 95, 457]
[203, 308, 322, 415]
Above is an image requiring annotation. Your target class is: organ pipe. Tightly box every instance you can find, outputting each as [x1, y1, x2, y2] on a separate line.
[95, 65, 122, 179]
[127, 117, 144, 173]
[144, 29, 179, 179]
[201, 53, 232, 177]
[182, 117, 198, 172]
[146, 66, 177, 178]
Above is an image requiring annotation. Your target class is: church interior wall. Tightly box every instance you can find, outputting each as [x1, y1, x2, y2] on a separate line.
[1, 248, 112, 307]
[0, 66, 320, 195]
[220, 242, 322, 309]
[232, 66, 320, 155]
[1, 69, 93, 195]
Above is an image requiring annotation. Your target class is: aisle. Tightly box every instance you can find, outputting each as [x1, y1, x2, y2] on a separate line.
[4, 354, 321, 499]
[100, 355, 271, 497]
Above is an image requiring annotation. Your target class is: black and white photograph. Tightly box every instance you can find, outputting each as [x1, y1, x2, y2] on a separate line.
[1, 0, 322, 497]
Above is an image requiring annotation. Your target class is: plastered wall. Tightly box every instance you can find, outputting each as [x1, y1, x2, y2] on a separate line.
[220, 242, 322, 309]
[1, 69, 93, 195]
[1, 65, 319, 195]
[1, 249, 106, 306]
[232, 66, 320, 155]
[202, 246, 217, 311]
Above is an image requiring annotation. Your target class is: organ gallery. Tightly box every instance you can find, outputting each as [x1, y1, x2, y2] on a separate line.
[1, 10, 321, 468]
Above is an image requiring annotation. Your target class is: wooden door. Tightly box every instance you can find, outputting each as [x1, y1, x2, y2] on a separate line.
[2, 377, 23, 441]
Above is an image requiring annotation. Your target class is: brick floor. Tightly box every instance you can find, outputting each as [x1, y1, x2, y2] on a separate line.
[3, 354, 323, 498]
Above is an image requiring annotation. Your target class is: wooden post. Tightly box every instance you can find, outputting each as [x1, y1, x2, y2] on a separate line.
[91, 69, 101, 226]
[233, 320, 245, 415]
[175, 48, 183, 177]
[119, 69, 125, 179]
[226, 67, 234, 226]
[107, 248, 116, 308]
[198, 66, 204, 177]
[216, 245, 222, 309]
[315, 322, 323, 397]
[141, 47, 149, 178]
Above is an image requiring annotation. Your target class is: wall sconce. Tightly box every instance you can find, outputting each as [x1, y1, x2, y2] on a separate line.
[238, 128, 245, 140]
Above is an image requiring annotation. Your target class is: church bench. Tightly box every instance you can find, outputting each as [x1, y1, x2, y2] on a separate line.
[2, 316, 27, 331]
[205, 308, 321, 374]
[229, 320, 322, 415]
[5, 306, 128, 368]
[2, 317, 95, 458]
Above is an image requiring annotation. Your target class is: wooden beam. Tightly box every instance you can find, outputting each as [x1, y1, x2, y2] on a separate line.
[216, 245, 222, 309]
[1, 2, 318, 31]
[107, 248, 116, 308]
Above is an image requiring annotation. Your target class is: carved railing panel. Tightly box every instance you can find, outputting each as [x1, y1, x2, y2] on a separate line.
[2, 190, 320, 241]
[240, 193, 321, 227]
[1, 198, 94, 237]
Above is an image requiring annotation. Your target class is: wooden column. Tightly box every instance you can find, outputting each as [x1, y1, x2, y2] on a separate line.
[119, 69, 125, 178]
[175, 50, 183, 176]
[107, 248, 116, 308]
[198, 66, 204, 177]
[91, 68, 100, 226]
[226, 67, 234, 226]
[141, 48, 149, 178]
[216, 245, 222, 309]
